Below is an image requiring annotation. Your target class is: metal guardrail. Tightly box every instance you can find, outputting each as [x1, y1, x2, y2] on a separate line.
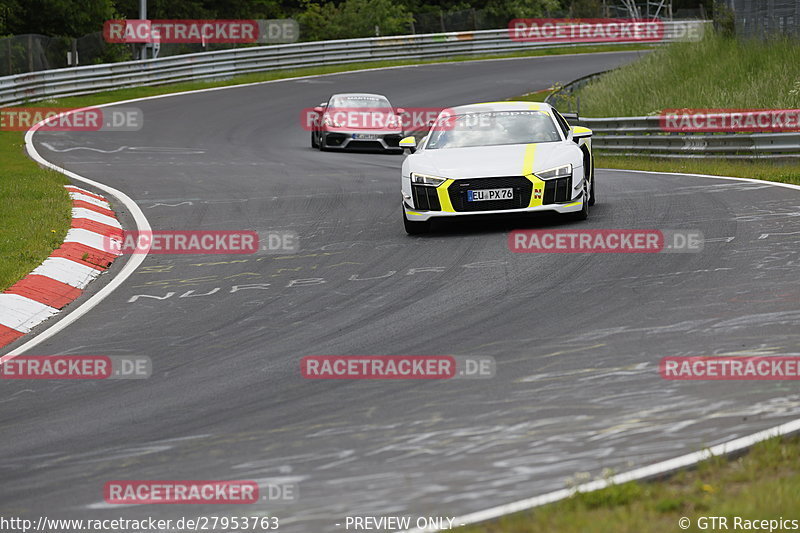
[0, 22, 706, 107]
[548, 70, 800, 159]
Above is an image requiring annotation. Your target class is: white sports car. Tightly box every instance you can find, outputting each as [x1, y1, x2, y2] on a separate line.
[399, 101, 594, 234]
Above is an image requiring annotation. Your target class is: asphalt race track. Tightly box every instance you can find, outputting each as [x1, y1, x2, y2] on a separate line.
[3, 51, 800, 531]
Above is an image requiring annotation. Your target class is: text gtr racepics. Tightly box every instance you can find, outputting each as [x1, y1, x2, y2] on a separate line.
[399, 102, 594, 234]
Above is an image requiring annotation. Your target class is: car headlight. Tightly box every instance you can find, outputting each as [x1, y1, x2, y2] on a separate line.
[410, 173, 446, 187]
[535, 164, 572, 180]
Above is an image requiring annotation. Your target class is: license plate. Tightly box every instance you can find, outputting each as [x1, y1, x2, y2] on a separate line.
[467, 188, 513, 202]
[352, 133, 380, 140]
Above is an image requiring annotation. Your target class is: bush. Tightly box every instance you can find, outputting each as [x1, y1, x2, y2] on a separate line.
[297, 0, 412, 41]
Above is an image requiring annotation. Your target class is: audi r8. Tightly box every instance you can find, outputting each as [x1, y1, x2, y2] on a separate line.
[399, 101, 594, 234]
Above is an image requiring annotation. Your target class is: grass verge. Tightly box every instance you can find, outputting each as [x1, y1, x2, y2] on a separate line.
[596, 155, 800, 186]
[0, 42, 654, 293]
[574, 33, 800, 117]
[457, 435, 800, 533]
[0, 133, 70, 291]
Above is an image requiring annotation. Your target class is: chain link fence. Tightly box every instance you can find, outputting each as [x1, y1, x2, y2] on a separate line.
[0, 33, 135, 76]
[728, 0, 800, 38]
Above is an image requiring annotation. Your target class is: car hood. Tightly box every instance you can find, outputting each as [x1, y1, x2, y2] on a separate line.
[410, 142, 573, 178]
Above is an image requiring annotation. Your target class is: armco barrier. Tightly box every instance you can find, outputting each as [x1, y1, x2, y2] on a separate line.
[0, 21, 707, 107]
[547, 72, 800, 159]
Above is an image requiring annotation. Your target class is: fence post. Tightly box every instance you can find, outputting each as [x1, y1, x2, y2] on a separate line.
[27, 34, 33, 72]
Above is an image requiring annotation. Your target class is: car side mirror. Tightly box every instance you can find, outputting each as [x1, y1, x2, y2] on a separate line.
[313, 106, 324, 113]
[399, 135, 417, 153]
[395, 107, 406, 115]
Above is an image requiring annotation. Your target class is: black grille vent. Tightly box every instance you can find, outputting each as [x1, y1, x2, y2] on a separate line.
[542, 177, 572, 204]
[411, 185, 441, 211]
[448, 176, 532, 212]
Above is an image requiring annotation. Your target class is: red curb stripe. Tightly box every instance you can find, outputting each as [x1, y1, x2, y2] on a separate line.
[0, 324, 24, 349]
[72, 199, 115, 218]
[66, 186, 107, 202]
[51, 242, 114, 270]
[72, 218, 123, 239]
[6, 275, 82, 309]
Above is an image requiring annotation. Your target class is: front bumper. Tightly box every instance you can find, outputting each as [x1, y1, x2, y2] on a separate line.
[402, 172, 584, 221]
[321, 131, 403, 151]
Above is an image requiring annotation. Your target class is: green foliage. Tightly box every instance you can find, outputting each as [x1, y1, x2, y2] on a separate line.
[11, 0, 117, 36]
[568, 0, 602, 17]
[482, 0, 561, 21]
[712, 1, 735, 38]
[297, 0, 412, 40]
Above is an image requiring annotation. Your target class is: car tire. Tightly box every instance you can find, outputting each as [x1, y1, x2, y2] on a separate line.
[318, 133, 326, 151]
[588, 155, 596, 206]
[311, 131, 318, 148]
[403, 210, 430, 234]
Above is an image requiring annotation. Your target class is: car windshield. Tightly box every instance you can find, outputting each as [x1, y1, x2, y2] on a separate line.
[425, 110, 561, 149]
[329, 95, 391, 109]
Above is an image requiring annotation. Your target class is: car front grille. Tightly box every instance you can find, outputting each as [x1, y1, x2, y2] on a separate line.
[383, 134, 402, 147]
[411, 185, 441, 211]
[447, 176, 532, 212]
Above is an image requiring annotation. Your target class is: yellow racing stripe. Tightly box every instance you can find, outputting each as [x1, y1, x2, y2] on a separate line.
[436, 179, 456, 212]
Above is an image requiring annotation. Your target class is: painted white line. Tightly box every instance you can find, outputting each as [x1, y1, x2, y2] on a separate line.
[3, 58, 798, 529]
[404, 418, 800, 532]
[0, 294, 59, 333]
[68, 191, 111, 209]
[0, 108, 152, 361]
[63, 228, 120, 253]
[602, 167, 800, 192]
[30, 257, 101, 289]
[405, 168, 800, 532]
[72, 207, 122, 228]
[41, 142, 127, 153]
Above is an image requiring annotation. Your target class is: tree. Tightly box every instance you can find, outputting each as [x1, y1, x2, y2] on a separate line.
[11, 0, 117, 36]
[297, 0, 412, 41]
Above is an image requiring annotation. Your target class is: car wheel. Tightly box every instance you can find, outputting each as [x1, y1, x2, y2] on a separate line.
[569, 179, 590, 221]
[311, 131, 319, 148]
[318, 132, 326, 151]
[588, 156, 596, 206]
[403, 210, 430, 234]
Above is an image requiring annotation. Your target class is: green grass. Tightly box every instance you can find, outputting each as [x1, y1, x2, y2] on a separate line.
[0, 133, 70, 290]
[515, 34, 800, 188]
[510, 89, 552, 103]
[458, 436, 800, 533]
[574, 33, 800, 117]
[596, 155, 800, 186]
[0, 42, 654, 292]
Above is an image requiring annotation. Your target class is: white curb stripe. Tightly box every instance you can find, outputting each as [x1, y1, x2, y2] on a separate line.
[68, 191, 111, 209]
[30, 257, 101, 289]
[1, 61, 798, 529]
[64, 228, 120, 253]
[0, 294, 59, 333]
[66, 185, 104, 197]
[72, 207, 122, 228]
